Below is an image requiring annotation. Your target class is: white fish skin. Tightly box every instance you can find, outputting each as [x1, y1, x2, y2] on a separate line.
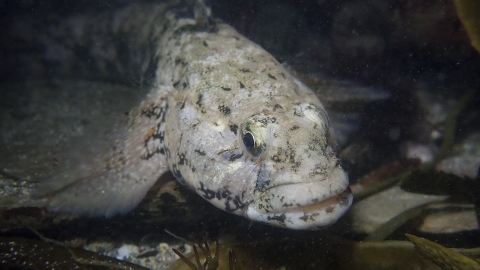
[2, 1, 353, 229]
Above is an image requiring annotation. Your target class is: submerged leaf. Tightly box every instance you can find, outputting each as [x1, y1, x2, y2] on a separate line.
[455, 0, 480, 53]
[406, 233, 480, 270]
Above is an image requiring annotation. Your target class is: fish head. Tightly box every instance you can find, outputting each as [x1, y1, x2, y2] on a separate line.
[237, 102, 353, 229]
[169, 95, 352, 230]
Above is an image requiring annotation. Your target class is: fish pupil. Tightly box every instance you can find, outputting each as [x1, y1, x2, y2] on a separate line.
[243, 132, 255, 151]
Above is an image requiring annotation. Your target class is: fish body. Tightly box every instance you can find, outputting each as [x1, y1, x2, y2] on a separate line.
[1, 1, 352, 229]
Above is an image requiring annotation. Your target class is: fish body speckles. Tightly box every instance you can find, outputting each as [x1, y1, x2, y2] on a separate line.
[2, 1, 352, 229]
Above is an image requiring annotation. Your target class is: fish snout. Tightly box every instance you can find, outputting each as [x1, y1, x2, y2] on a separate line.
[245, 166, 353, 229]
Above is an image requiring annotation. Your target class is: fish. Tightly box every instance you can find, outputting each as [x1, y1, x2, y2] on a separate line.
[0, 0, 353, 230]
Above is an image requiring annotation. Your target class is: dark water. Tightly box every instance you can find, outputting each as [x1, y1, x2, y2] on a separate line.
[0, 1, 479, 269]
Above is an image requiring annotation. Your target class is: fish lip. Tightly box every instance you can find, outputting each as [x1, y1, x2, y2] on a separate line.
[256, 183, 351, 213]
[288, 188, 352, 213]
[253, 174, 351, 213]
[245, 182, 353, 229]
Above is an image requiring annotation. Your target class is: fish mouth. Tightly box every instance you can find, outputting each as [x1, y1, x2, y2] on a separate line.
[245, 179, 353, 230]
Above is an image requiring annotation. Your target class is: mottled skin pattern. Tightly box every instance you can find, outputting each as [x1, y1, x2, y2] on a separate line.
[31, 1, 353, 229]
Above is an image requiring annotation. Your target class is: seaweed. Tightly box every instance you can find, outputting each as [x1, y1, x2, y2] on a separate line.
[172, 241, 220, 270]
[406, 233, 480, 269]
[170, 240, 273, 270]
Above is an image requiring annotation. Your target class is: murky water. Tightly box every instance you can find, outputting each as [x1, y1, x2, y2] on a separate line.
[1, 1, 479, 269]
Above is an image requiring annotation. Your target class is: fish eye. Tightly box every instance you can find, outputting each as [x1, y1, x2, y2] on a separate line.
[240, 115, 267, 157]
[242, 130, 264, 156]
[243, 131, 255, 151]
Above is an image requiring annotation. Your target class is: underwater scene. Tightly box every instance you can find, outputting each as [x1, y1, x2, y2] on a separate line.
[0, 0, 479, 269]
